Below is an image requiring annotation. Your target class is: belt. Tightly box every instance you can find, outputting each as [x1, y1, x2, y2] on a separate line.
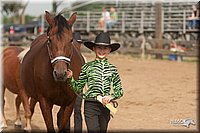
[85, 97, 98, 102]
[85, 96, 119, 110]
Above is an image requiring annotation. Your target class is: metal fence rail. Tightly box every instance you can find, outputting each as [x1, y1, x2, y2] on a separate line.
[72, 9, 199, 34]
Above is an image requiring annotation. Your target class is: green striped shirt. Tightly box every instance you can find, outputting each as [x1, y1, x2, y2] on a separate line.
[70, 58, 123, 100]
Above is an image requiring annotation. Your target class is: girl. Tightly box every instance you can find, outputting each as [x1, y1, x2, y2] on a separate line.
[67, 32, 124, 133]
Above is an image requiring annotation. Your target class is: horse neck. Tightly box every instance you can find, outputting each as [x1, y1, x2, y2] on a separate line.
[73, 40, 81, 51]
[70, 44, 85, 79]
[30, 34, 48, 49]
[72, 43, 85, 64]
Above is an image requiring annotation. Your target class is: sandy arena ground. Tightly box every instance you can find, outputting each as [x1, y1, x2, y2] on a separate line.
[1, 52, 198, 132]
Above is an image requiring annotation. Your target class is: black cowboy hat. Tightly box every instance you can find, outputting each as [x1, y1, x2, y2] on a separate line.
[73, 32, 83, 43]
[84, 32, 120, 52]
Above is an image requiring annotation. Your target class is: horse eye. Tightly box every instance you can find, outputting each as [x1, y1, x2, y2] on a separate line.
[70, 39, 73, 43]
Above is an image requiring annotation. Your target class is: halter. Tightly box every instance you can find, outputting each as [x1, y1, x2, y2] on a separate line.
[46, 32, 73, 66]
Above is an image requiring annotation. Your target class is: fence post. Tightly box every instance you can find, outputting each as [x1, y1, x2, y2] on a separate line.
[87, 11, 90, 33]
[155, 1, 163, 59]
[140, 10, 144, 33]
[162, 10, 164, 34]
[104, 11, 107, 32]
[183, 10, 186, 34]
[140, 34, 146, 59]
[155, 2, 163, 49]
[122, 12, 125, 33]
[41, 14, 45, 34]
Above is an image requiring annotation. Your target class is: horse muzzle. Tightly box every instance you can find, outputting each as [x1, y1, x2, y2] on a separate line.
[51, 56, 71, 82]
[53, 67, 69, 82]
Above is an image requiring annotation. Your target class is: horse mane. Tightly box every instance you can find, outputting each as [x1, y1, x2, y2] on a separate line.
[72, 41, 85, 64]
[17, 47, 30, 63]
[54, 13, 71, 38]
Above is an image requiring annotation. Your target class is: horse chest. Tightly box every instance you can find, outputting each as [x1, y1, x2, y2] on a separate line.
[38, 83, 75, 105]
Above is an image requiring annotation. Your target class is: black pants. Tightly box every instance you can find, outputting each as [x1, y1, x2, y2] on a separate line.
[84, 100, 110, 133]
[74, 93, 83, 133]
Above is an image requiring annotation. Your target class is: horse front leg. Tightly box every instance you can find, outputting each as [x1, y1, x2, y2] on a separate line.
[39, 97, 55, 133]
[0, 85, 7, 128]
[57, 100, 76, 133]
[14, 95, 22, 127]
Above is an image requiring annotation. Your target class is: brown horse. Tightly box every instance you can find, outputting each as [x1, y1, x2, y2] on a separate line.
[1, 46, 33, 131]
[21, 11, 84, 132]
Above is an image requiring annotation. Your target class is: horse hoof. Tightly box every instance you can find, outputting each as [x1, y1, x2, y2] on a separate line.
[14, 120, 22, 127]
[24, 127, 32, 132]
[0, 122, 8, 128]
[15, 120, 22, 128]
[14, 124, 22, 129]
[0, 125, 8, 133]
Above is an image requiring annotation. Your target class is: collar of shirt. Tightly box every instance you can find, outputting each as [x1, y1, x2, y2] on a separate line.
[94, 58, 108, 63]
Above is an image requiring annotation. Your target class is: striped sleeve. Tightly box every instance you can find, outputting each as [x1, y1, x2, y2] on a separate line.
[70, 63, 88, 93]
[111, 68, 124, 100]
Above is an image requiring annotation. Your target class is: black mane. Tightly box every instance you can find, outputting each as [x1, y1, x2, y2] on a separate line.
[54, 14, 71, 37]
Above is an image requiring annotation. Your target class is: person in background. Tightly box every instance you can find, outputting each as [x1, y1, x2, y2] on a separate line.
[107, 7, 118, 29]
[187, 5, 199, 29]
[72, 32, 84, 133]
[67, 32, 124, 133]
[9, 26, 14, 34]
[169, 40, 178, 61]
[98, 7, 110, 29]
[169, 40, 186, 62]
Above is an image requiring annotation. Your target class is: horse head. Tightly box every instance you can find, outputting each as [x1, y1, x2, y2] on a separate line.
[45, 11, 76, 82]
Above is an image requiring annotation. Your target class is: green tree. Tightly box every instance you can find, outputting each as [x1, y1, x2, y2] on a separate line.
[52, 0, 63, 14]
[2, 2, 23, 24]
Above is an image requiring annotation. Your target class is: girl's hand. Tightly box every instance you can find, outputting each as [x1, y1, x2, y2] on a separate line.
[102, 96, 113, 105]
[67, 69, 73, 78]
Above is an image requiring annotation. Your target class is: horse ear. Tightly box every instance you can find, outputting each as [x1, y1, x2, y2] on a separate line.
[45, 11, 55, 27]
[68, 12, 77, 26]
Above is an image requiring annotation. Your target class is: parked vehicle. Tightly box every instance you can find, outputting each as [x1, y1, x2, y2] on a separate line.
[3, 21, 48, 43]
[3, 24, 27, 42]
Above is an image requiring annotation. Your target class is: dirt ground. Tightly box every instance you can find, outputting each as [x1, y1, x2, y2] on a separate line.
[2, 52, 198, 132]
